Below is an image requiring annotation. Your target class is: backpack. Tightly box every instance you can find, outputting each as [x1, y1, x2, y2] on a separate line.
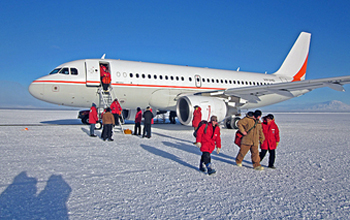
[193, 120, 217, 138]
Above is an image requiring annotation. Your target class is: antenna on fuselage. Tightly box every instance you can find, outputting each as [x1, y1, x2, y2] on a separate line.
[101, 54, 106, 59]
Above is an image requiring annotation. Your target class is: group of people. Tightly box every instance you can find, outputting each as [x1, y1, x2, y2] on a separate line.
[235, 110, 280, 170]
[192, 107, 280, 174]
[88, 98, 123, 141]
[133, 106, 154, 138]
[90, 99, 279, 174]
[89, 100, 156, 141]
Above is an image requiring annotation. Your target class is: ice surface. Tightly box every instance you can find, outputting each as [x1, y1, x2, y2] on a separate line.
[1, 109, 350, 219]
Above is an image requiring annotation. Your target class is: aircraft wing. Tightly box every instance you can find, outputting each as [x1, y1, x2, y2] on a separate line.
[196, 75, 350, 103]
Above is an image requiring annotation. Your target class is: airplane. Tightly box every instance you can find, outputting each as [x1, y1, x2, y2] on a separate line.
[29, 32, 350, 129]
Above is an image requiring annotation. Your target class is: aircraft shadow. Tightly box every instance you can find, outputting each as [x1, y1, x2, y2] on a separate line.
[0, 171, 71, 219]
[153, 132, 194, 144]
[163, 141, 239, 165]
[41, 119, 82, 125]
[81, 127, 103, 137]
[140, 144, 198, 171]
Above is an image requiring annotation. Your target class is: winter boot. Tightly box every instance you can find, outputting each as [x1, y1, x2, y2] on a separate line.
[199, 162, 206, 172]
[206, 163, 216, 175]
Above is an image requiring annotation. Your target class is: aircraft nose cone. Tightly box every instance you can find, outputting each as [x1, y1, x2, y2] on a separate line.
[28, 81, 44, 100]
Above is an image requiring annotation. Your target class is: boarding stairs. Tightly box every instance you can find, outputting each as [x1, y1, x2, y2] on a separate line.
[97, 86, 125, 134]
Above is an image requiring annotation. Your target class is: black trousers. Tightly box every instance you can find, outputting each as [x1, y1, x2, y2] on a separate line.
[134, 122, 141, 135]
[143, 123, 151, 138]
[113, 113, 121, 125]
[259, 149, 276, 167]
[200, 152, 211, 165]
[102, 124, 113, 140]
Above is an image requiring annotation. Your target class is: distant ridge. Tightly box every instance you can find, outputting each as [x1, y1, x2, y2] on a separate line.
[305, 100, 350, 112]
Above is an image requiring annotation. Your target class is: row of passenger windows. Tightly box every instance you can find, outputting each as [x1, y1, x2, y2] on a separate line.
[48, 67, 272, 86]
[127, 72, 271, 86]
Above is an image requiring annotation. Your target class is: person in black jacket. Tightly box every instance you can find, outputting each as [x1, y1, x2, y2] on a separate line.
[142, 106, 154, 138]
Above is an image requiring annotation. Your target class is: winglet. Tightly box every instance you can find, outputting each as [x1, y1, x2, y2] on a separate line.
[101, 54, 106, 59]
[273, 32, 311, 81]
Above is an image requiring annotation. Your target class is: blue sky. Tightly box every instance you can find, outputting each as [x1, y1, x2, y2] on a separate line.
[1, 0, 350, 105]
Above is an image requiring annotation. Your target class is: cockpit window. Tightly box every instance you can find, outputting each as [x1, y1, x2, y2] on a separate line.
[59, 68, 69, 75]
[49, 68, 61, 75]
[71, 68, 78, 75]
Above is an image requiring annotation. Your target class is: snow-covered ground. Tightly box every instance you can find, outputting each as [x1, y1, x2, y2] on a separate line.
[1, 109, 350, 219]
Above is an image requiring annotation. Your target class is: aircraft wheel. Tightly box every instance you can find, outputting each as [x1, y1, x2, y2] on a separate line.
[225, 117, 240, 129]
[82, 116, 89, 125]
[232, 117, 240, 129]
[95, 121, 102, 130]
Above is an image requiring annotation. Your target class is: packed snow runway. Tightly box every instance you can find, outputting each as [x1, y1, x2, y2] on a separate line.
[1, 109, 350, 219]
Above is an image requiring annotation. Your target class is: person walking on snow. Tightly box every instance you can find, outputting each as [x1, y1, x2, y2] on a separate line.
[260, 114, 280, 169]
[192, 106, 202, 130]
[89, 103, 98, 137]
[142, 106, 154, 138]
[102, 107, 115, 141]
[195, 115, 221, 175]
[134, 107, 142, 135]
[235, 110, 265, 170]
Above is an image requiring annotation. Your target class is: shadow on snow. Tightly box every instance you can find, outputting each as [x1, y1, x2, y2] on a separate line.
[0, 171, 71, 219]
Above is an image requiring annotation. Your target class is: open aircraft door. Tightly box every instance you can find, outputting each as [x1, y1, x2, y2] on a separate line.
[85, 61, 101, 86]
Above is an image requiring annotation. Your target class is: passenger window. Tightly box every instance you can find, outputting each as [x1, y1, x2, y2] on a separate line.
[165, 75, 168, 80]
[160, 75, 163, 80]
[130, 73, 133, 78]
[59, 68, 69, 75]
[170, 76, 174, 80]
[142, 74, 145, 79]
[181, 76, 184, 81]
[148, 74, 151, 79]
[189, 77, 192, 81]
[136, 73, 139, 78]
[154, 74, 157, 79]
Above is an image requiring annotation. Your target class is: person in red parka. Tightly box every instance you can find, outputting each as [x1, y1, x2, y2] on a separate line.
[195, 115, 221, 175]
[260, 114, 280, 169]
[89, 103, 98, 137]
[192, 106, 202, 130]
[100, 64, 111, 92]
[110, 99, 123, 125]
[133, 107, 142, 135]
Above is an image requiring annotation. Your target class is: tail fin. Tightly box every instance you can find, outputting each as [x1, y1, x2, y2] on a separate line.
[273, 32, 311, 81]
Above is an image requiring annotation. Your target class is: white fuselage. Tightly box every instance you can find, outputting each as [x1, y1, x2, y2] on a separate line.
[29, 59, 305, 111]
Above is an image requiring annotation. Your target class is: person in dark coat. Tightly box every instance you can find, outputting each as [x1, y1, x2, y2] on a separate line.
[169, 111, 176, 124]
[142, 106, 154, 138]
[134, 107, 142, 135]
[89, 103, 98, 137]
[260, 114, 280, 169]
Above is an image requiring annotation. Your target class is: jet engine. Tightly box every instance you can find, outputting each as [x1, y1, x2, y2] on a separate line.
[176, 95, 227, 126]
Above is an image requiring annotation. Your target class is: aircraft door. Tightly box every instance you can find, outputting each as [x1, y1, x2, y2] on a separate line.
[195, 74, 202, 88]
[85, 61, 101, 86]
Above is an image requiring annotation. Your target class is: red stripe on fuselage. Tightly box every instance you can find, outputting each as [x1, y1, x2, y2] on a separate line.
[31, 80, 226, 91]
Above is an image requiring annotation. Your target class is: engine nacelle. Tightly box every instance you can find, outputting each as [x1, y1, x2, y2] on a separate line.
[176, 95, 227, 126]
